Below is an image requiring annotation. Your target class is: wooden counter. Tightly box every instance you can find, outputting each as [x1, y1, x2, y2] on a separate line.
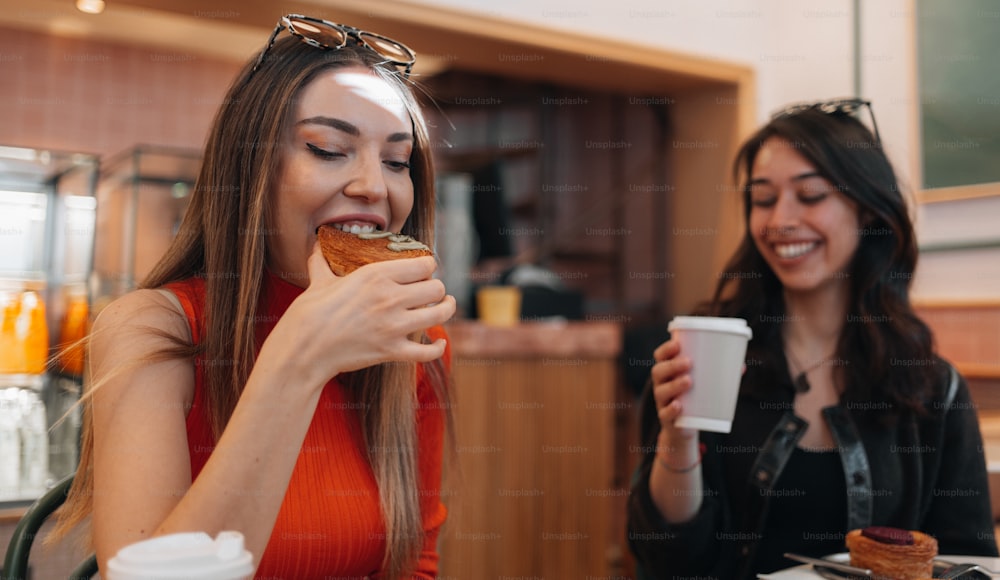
[438, 320, 628, 578]
[446, 319, 621, 358]
[914, 300, 1000, 380]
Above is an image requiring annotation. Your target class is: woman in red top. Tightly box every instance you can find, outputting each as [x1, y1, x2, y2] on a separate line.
[53, 15, 456, 579]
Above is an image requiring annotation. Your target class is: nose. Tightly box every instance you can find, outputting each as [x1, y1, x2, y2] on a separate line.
[766, 190, 802, 235]
[342, 149, 388, 203]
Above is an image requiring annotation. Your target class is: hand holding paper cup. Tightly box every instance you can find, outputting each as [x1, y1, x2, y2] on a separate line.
[667, 316, 752, 433]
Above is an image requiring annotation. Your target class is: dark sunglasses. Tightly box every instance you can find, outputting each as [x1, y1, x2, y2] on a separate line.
[771, 98, 881, 145]
[251, 14, 416, 78]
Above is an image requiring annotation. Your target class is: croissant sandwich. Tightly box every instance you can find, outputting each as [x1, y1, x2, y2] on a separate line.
[317, 225, 433, 276]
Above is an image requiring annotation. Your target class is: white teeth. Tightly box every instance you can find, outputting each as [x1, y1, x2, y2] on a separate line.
[775, 242, 817, 259]
[332, 223, 378, 234]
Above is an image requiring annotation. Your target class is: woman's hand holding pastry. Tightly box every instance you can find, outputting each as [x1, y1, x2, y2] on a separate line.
[261, 243, 455, 388]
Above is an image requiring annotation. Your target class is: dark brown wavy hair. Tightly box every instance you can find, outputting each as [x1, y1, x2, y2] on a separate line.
[704, 105, 939, 416]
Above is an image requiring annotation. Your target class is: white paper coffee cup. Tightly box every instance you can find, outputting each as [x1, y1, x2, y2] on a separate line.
[106, 530, 254, 580]
[667, 316, 752, 433]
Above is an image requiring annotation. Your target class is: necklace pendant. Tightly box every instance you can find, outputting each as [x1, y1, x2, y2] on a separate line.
[794, 372, 811, 394]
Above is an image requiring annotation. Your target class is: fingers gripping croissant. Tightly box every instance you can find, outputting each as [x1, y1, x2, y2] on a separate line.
[317, 225, 434, 276]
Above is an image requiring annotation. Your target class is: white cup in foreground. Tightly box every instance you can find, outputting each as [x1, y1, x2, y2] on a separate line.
[106, 530, 253, 580]
[668, 316, 752, 433]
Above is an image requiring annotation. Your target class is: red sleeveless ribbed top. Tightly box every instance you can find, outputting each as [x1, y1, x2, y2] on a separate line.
[164, 272, 448, 579]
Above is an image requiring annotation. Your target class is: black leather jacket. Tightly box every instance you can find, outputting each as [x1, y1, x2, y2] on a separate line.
[627, 360, 998, 579]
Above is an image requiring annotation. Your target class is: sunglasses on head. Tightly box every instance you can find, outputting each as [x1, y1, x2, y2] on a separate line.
[771, 98, 881, 146]
[251, 14, 416, 78]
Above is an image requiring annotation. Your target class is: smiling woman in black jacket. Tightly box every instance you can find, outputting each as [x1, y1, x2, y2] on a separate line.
[627, 99, 998, 579]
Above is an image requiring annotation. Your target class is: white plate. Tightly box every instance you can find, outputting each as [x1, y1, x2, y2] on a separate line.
[760, 553, 1000, 579]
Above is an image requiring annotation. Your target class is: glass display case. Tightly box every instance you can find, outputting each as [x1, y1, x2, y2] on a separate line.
[91, 145, 201, 312]
[0, 144, 98, 502]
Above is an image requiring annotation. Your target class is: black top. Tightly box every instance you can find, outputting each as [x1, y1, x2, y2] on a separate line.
[627, 358, 998, 580]
[754, 447, 847, 573]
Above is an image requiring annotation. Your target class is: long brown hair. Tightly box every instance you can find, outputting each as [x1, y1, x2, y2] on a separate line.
[54, 37, 449, 578]
[706, 105, 938, 416]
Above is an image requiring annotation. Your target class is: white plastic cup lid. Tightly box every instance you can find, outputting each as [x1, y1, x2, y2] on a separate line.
[668, 316, 752, 339]
[106, 530, 254, 580]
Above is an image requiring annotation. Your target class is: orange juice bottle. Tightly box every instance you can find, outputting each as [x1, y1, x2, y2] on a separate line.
[0, 289, 21, 374]
[0, 289, 48, 376]
[58, 292, 89, 377]
[21, 290, 49, 376]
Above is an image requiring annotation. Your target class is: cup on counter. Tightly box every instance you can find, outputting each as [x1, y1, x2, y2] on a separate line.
[476, 285, 522, 327]
[667, 316, 752, 433]
[105, 530, 253, 580]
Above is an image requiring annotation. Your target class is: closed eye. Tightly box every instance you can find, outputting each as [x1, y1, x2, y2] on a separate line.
[749, 186, 777, 208]
[306, 143, 343, 160]
[799, 192, 829, 205]
[749, 181, 776, 207]
[384, 159, 411, 172]
[797, 178, 835, 204]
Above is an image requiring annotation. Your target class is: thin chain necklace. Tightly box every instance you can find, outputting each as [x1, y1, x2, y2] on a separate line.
[785, 349, 833, 394]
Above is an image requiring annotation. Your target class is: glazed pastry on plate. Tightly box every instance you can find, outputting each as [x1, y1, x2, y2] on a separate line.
[845, 526, 938, 580]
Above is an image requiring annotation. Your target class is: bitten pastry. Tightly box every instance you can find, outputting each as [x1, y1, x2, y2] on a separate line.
[317, 225, 433, 276]
[845, 526, 938, 580]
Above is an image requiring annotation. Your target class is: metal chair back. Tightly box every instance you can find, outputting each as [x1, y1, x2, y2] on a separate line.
[2, 474, 97, 580]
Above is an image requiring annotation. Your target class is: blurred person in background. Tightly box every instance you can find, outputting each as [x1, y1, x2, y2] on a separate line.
[627, 98, 997, 579]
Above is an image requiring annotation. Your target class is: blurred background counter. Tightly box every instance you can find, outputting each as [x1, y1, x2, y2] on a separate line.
[439, 320, 635, 578]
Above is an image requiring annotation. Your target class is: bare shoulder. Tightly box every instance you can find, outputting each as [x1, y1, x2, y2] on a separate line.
[88, 288, 195, 407]
[92, 288, 190, 342]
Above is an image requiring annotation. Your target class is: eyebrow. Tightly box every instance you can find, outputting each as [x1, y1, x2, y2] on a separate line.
[748, 171, 823, 187]
[296, 115, 413, 143]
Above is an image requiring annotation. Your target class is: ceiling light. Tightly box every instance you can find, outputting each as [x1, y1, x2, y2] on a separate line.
[76, 0, 106, 14]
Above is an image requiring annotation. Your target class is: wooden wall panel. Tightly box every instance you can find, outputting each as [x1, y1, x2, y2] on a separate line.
[439, 322, 625, 578]
[916, 301, 1000, 379]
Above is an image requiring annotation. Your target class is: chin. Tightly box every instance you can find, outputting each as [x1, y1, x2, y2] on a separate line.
[781, 275, 845, 295]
